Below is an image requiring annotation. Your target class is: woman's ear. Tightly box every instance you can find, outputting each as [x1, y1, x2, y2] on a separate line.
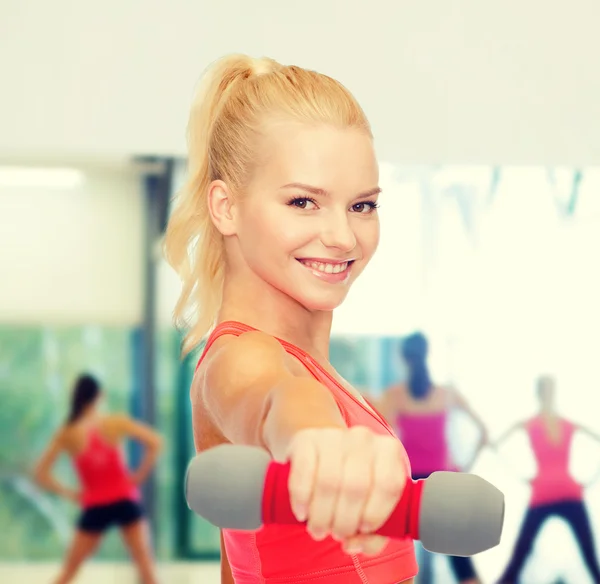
[207, 180, 237, 236]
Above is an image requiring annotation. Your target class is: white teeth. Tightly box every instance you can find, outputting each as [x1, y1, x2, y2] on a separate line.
[303, 260, 349, 274]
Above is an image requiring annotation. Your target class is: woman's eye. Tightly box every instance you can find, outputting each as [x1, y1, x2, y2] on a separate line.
[352, 201, 379, 213]
[288, 197, 317, 210]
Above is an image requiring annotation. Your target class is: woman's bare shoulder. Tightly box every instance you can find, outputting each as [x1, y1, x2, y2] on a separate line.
[194, 329, 307, 393]
[99, 413, 132, 437]
[102, 412, 128, 425]
[192, 329, 303, 415]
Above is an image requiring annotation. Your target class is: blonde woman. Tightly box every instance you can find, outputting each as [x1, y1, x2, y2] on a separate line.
[165, 55, 420, 583]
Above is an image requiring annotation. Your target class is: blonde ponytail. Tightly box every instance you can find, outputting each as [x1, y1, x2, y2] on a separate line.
[164, 54, 371, 355]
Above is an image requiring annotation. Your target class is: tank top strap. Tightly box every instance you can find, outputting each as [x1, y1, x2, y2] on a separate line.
[196, 321, 256, 371]
[196, 320, 328, 378]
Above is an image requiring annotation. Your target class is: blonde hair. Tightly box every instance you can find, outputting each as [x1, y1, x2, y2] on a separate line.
[164, 54, 371, 355]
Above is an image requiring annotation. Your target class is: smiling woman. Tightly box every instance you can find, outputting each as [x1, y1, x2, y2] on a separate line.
[164, 54, 416, 584]
[212, 122, 382, 316]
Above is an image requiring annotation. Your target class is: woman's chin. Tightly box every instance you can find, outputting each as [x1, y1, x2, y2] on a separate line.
[295, 290, 350, 313]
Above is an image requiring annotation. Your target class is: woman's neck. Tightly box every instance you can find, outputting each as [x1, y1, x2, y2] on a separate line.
[219, 271, 333, 357]
[77, 408, 99, 425]
[540, 406, 556, 418]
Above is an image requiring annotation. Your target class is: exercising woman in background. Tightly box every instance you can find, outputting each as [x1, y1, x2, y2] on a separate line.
[33, 374, 163, 584]
[494, 375, 600, 583]
[378, 332, 489, 584]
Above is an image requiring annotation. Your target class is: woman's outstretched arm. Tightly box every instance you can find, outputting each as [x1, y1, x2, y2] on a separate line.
[576, 423, 600, 444]
[491, 421, 525, 450]
[198, 330, 409, 556]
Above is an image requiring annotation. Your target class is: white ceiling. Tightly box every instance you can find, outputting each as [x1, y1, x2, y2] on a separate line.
[1, 0, 599, 165]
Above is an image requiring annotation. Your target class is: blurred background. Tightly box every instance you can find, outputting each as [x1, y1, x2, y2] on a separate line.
[2, 1, 600, 583]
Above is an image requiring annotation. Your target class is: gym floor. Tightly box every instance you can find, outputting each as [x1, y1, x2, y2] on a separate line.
[0, 562, 221, 584]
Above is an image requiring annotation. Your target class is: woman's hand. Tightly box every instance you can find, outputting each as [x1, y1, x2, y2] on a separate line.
[286, 426, 408, 556]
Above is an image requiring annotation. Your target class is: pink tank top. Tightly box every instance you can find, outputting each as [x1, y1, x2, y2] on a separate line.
[197, 321, 418, 584]
[396, 412, 451, 476]
[73, 428, 139, 508]
[526, 416, 583, 507]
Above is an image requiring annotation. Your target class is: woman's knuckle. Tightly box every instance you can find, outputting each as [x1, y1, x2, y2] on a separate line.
[382, 475, 405, 496]
[344, 477, 370, 498]
[289, 482, 311, 499]
[317, 474, 340, 494]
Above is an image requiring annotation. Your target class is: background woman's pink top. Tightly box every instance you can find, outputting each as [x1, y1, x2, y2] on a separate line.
[526, 416, 583, 508]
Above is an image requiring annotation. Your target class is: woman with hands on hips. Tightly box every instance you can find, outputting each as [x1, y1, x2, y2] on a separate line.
[492, 375, 600, 584]
[33, 374, 163, 584]
[376, 332, 488, 584]
[164, 54, 418, 583]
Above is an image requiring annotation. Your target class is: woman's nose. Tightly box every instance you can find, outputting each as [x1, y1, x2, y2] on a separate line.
[319, 212, 357, 252]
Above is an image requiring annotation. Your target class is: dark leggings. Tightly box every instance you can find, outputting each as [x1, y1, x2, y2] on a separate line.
[413, 471, 477, 582]
[498, 500, 600, 583]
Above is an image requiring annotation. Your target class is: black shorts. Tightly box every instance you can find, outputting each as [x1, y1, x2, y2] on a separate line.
[78, 499, 144, 533]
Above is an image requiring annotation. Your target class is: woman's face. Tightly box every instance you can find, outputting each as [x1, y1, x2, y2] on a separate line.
[232, 121, 380, 312]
